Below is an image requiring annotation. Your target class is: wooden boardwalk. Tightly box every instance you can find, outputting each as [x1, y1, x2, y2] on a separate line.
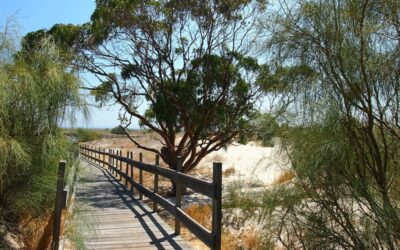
[75, 160, 191, 250]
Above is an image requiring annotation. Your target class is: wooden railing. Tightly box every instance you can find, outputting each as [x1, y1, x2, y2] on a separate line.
[79, 144, 222, 250]
[51, 160, 78, 250]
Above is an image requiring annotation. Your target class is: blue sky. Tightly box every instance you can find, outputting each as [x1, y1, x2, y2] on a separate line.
[1, 0, 123, 128]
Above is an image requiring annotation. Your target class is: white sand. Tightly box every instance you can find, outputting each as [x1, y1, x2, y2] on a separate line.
[198, 141, 291, 185]
[89, 137, 291, 185]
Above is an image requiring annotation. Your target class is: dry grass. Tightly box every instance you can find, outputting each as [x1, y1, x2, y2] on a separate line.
[240, 228, 264, 250]
[223, 167, 236, 177]
[184, 204, 212, 230]
[273, 170, 295, 185]
[222, 228, 265, 250]
[161, 204, 234, 249]
[182, 204, 265, 250]
[18, 210, 56, 249]
[221, 230, 237, 250]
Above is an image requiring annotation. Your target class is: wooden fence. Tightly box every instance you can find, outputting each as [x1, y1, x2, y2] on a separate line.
[79, 144, 222, 250]
[51, 160, 78, 250]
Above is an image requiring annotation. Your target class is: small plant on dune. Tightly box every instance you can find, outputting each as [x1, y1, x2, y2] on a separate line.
[273, 170, 295, 185]
[223, 167, 236, 178]
[221, 230, 237, 250]
[184, 204, 212, 230]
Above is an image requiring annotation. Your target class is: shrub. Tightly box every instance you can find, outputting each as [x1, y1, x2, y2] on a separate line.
[76, 128, 100, 142]
[110, 126, 127, 135]
[0, 32, 85, 241]
[184, 204, 212, 230]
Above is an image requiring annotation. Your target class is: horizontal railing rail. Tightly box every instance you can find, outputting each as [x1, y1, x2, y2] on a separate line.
[79, 144, 222, 250]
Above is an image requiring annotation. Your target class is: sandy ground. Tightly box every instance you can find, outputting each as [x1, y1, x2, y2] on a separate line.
[199, 140, 291, 185]
[84, 135, 291, 185]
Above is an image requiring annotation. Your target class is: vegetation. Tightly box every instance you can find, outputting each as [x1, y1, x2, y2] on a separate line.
[110, 126, 127, 135]
[0, 21, 84, 247]
[224, 0, 400, 249]
[238, 112, 280, 146]
[76, 128, 100, 142]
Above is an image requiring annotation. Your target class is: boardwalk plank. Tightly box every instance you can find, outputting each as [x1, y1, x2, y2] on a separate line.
[75, 159, 191, 250]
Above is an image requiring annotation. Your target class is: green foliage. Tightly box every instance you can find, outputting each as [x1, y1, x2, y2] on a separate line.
[110, 126, 127, 135]
[21, 24, 82, 63]
[255, 113, 280, 146]
[237, 112, 280, 146]
[144, 53, 256, 137]
[256, 0, 400, 248]
[76, 128, 100, 142]
[221, 0, 400, 248]
[0, 28, 85, 232]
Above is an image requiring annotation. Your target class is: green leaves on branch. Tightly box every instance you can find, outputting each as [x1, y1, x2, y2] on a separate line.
[257, 64, 317, 94]
[21, 24, 82, 64]
[90, 77, 115, 105]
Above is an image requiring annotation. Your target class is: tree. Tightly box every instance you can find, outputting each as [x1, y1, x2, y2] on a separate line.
[110, 126, 127, 135]
[73, 0, 270, 182]
[257, 0, 400, 248]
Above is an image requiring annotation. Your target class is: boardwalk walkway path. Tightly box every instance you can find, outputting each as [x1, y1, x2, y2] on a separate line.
[75, 159, 191, 250]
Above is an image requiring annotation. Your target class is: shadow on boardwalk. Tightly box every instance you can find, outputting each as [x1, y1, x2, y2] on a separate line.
[75, 159, 191, 250]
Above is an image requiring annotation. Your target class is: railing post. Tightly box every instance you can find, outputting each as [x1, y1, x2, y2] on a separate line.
[108, 149, 113, 174]
[115, 150, 121, 180]
[153, 154, 160, 212]
[108, 149, 112, 172]
[125, 151, 129, 186]
[102, 149, 105, 168]
[212, 162, 222, 250]
[112, 150, 116, 176]
[113, 150, 116, 175]
[139, 152, 143, 200]
[130, 151, 134, 193]
[51, 161, 66, 250]
[114, 150, 117, 176]
[119, 150, 123, 182]
[175, 156, 183, 235]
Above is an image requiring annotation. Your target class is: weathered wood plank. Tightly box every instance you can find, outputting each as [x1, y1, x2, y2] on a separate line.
[75, 159, 191, 250]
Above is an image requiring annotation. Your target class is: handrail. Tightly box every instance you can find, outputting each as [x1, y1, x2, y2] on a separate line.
[79, 144, 222, 250]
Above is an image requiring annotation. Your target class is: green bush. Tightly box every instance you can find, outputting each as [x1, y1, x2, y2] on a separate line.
[110, 126, 127, 135]
[76, 128, 100, 142]
[0, 33, 85, 236]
